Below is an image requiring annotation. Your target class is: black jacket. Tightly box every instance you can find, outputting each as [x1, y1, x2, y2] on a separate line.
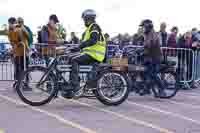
[143, 31, 162, 63]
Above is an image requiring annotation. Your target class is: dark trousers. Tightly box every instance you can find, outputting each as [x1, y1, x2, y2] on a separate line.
[14, 56, 29, 81]
[70, 53, 97, 88]
[144, 61, 165, 92]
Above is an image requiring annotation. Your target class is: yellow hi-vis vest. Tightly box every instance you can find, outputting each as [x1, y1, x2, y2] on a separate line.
[82, 23, 106, 62]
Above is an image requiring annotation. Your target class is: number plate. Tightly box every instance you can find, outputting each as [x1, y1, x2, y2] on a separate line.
[135, 66, 145, 71]
[128, 65, 145, 72]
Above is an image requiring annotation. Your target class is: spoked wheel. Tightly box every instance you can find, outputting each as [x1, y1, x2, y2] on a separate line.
[16, 66, 58, 106]
[94, 71, 129, 106]
[13, 81, 18, 90]
[152, 71, 179, 99]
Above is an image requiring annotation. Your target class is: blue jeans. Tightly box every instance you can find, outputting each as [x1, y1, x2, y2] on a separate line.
[144, 62, 165, 92]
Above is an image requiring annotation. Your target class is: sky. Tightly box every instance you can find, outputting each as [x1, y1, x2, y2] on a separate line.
[0, 0, 200, 37]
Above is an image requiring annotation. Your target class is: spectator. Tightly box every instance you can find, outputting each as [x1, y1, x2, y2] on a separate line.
[104, 33, 109, 41]
[121, 33, 131, 48]
[167, 26, 179, 48]
[111, 35, 120, 45]
[177, 31, 194, 87]
[132, 27, 144, 46]
[191, 28, 200, 43]
[48, 14, 59, 42]
[140, 19, 166, 96]
[0, 17, 29, 88]
[178, 31, 193, 48]
[40, 14, 60, 66]
[38, 25, 49, 43]
[38, 14, 59, 43]
[69, 32, 79, 44]
[192, 28, 198, 33]
[17, 17, 33, 48]
[116, 34, 123, 45]
[104, 33, 115, 45]
[158, 22, 168, 47]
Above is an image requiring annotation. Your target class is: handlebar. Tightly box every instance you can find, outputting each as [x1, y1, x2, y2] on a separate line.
[63, 46, 80, 53]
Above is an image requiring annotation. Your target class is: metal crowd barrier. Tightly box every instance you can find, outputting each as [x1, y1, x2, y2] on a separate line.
[162, 47, 194, 83]
[122, 45, 195, 83]
[0, 42, 15, 81]
[193, 48, 200, 82]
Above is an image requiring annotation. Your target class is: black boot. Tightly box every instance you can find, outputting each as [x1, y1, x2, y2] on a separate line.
[139, 88, 151, 96]
[61, 84, 75, 99]
[61, 84, 81, 99]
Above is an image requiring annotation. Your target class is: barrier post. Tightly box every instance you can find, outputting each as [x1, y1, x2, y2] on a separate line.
[193, 48, 200, 82]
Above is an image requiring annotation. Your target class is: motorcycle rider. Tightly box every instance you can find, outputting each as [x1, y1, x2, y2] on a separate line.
[61, 9, 106, 98]
[139, 19, 166, 97]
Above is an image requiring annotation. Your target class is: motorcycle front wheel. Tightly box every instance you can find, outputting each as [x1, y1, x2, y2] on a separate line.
[16, 66, 58, 106]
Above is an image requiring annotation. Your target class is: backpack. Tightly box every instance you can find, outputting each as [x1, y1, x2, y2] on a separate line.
[37, 25, 48, 43]
[24, 25, 33, 48]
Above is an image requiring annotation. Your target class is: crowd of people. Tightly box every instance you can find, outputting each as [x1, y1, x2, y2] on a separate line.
[105, 23, 200, 50]
[1, 15, 200, 50]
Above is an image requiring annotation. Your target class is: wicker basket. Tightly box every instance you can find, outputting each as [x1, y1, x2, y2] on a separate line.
[56, 46, 66, 55]
[110, 57, 128, 71]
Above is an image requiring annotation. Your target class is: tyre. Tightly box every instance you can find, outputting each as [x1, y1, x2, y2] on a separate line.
[94, 70, 130, 106]
[13, 81, 18, 90]
[16, 66, 58, 106]
[152, 71, 179, 99]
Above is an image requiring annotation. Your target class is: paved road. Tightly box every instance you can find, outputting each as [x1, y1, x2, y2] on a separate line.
[1, 82, 200, 133]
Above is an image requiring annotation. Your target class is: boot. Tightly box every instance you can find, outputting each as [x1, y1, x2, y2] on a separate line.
[139, 88, 151, 96]
[61, 83, 81, 99]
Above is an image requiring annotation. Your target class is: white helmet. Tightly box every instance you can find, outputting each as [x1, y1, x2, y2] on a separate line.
[82, 9, 96, 19]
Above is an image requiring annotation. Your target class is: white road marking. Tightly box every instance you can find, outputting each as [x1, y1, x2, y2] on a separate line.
[186, 95, 200, 100]
[179, 92, 200, 97]
[58, 96, 174, 133]
[127, 100, 200, 125]
[168, 100, 200, 109]
[187, 93, 200, 97]
[0, 94, 97, 133]
[0, 88, 7, 91]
